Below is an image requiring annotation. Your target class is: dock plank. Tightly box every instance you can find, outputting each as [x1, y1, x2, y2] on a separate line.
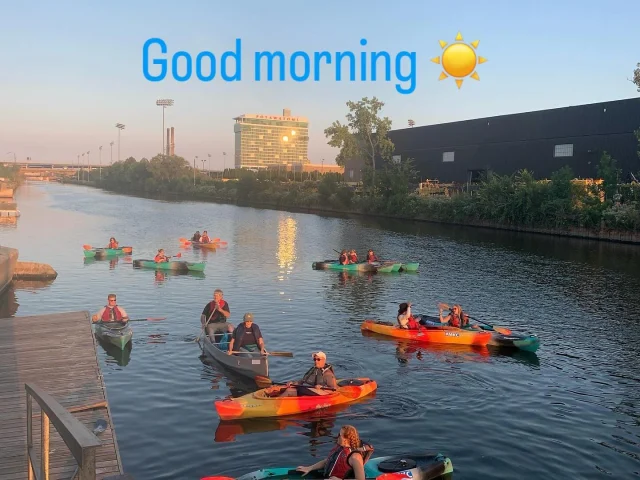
[0, 310, 126, 479]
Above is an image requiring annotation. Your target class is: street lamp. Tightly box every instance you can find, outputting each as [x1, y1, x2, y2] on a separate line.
[81, 153, 85, 181]
[222, 151, 226, 179]
[115, 123, 125, 162]
[156, 99, 174, 155]
[77, 154, 80, 181]
[201, 158, 206, 175]
[99, 145, 103, 180]
[207, 153, 211, 177]
[87, 151, 90, 181]
[109, 141, 114, 165]
[193, 156, 198, 186]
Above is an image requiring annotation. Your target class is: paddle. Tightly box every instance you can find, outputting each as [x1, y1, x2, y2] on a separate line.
[83, 244, 132, 254]
[229, 350, 293, 357]
[253, 376, 362, 398]
[180, 237, 228, 246]
[438, 302, 511, 335]
[94, 317, 166, 326]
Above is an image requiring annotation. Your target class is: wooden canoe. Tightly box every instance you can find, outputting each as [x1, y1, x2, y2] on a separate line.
[202, 334, 268, 378]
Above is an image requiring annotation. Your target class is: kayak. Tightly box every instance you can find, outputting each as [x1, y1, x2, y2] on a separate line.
[209, 452, 454, 480]
[420, 316, 540, 353]
[360, 319, 492, 346]
[311, 260, 402, 273]
[400, 262, 419, 272]
[214, 377, 377, 420]
[93, 321, 133, 350]
[132, 259, 206, 272]
[191, 241, 218, 250]
[84, 247, 132, 258]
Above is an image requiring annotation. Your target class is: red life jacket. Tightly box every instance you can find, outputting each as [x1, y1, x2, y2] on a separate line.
[323, 443, 374, 479]
[407, 316, 420, 329]
[208, 299, 227, 311]
[367, 253, 377, 262]
[108, 242, 118, 248]
[449, 313, 461, 328]
[101, 306, 124, 322]
[201, 235, 210, 243]
[349, 253, 358, 262]
[339, 254, 348, 265]
[154, 254, 166, 262]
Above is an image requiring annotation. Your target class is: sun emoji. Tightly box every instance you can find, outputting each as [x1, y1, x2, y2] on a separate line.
[431, 32, 487, 89]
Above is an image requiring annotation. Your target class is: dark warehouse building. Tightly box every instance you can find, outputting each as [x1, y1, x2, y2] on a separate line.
[346, 98, 640, 184]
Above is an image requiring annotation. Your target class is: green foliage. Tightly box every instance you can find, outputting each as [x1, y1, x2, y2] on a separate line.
[597, 152, 621, 201]
[633, 62, 640, 91]
[324, 97, 394, 188]
[0, 164, 21, 183]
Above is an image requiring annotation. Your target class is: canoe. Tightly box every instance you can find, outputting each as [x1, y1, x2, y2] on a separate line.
[93, 321, 132, 350]
[311, 260, 402, 273]
[132, 259, 206, 272]
[84, 247, 132, 258]
[420, 316, 540, 352]
[202, 334, 268, 378]
[360, 319, 492, 346]
[214, 377, 377, 420]
[220, 452, 453, 480]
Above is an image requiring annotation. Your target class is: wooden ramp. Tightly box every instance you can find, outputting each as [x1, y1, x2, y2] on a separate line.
[0, 310, 125, 479]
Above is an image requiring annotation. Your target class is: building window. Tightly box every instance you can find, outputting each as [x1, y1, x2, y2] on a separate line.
[442, 151, 454, 162]
[349, 170, 354, 179]
[554, 144, 573, 157]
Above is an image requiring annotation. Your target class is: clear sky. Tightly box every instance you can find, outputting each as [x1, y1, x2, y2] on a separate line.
[1, 0, 639, 168]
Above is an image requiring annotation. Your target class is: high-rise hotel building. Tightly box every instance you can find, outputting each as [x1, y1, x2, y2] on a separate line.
[233, 108, 309, 169]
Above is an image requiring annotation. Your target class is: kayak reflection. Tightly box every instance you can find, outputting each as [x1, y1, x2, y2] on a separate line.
[152, 269, 206, 285]
[199, 354, 261, 398]
[214, 394, 377, 450]
[96, 336, 132, 367]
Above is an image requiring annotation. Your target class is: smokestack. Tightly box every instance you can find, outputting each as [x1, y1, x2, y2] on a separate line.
[166, 128, 170, 156]
[283, 108, 291, 117]
[170, 127, 175, 155]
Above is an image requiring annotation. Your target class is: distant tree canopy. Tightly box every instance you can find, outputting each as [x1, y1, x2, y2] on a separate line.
[633, 62, 640, 91]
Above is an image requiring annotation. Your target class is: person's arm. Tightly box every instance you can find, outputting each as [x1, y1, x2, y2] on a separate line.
[296, 458, 327, 476]
[227, 327, 237, 354]
[219, 303, 230, 319]
[349, 453, 365, 480]
[91, 307, 106, 322]
[119, 307, 130, 321]
[324, 370, 338, 389]
[201, 304, 211, 325]
[255, 326, 266, 353]
[397, 313, 409, 327]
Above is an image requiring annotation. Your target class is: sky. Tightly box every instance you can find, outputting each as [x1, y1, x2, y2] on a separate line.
[1, 0, 639, 169]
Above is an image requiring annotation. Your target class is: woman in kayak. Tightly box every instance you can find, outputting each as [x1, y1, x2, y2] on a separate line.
[366, 249, 378, 263]
[439, 303, 464, 327]
[338, 250, 349, 265]
[397, 302, 420, 329]
[348, 249, 358, 263]
[107, 237, 119, 249]
[296, 425, 371, 480]
[154, 249, 169, 263]
[200, 230, 211, 243]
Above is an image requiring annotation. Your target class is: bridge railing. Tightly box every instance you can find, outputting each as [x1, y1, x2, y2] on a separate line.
[26, 382, 101, 480]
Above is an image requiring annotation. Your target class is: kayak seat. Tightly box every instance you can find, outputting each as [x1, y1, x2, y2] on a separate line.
[337, 378, 365, 387]
[375, 321, 394, 326]
[378, 458, 417, 473]
[286, 469, 325, 478]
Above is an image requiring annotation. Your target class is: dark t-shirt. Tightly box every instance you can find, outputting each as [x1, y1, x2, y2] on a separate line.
[232, 323, 263, 349]
[201, 300, 230, 324]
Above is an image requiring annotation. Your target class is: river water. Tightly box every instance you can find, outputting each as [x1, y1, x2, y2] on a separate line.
[1, 182, 639, 479]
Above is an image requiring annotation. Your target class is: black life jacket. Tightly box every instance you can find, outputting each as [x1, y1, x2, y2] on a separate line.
[301, 364, 334, 387]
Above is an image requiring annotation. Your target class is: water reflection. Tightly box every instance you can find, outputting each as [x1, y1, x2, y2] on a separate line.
[0, 279, 56, 318]
[199, 353, 261, 397]
[83, 255, 132, 269]
[97, 336, 132, 367]
[276, 216, 297, 281]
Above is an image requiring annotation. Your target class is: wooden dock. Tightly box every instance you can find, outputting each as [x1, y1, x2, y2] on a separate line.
[0, 310, 126, 479]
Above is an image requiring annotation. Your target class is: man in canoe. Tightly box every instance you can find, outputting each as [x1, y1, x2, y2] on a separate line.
[226, 313, 267, 355]
[108, 237, 118, 248]
[279, 351, 338, 397]
[91, 294, 129, 323]
[201, 289, 231, 342]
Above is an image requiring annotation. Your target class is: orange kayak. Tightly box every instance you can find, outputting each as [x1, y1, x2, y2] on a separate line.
[214, 378, 377, 420]
[360, 319, 492, 346]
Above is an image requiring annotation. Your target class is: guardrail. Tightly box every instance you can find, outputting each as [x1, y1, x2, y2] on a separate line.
[26, 383, 102, 480]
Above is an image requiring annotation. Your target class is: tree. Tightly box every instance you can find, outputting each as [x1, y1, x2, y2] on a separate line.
[324, 97, 394, 187]
[633, 62, 640, 90]
[597, 152, 621, 201]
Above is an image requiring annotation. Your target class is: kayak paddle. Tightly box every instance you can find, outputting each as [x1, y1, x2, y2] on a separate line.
[228, 350, 293, 357]
[253, 376, 361, 398]
[83, 244, 132, 254]
[94, 317, 166, 325]
[438, 302, 511, 335]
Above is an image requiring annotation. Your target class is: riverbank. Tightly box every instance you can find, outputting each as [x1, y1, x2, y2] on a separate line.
[61, 178, 640, 245]
[0, 247, 19, 295]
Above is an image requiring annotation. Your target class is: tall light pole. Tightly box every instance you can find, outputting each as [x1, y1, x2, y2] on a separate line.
[201, 158, 206, 174]
[115, 124, 125, 162]
[99, 145, 103, 180]
[87, 151, 90, 181]
[193, 157, 197, 186]
[207, 153, 211, 177]
[77, 154, 80, 181]
[156, 99, 174, 155]
[222, 152, 226, 179]
[81, 153, 85, 180]
[109, 141, 114, 165]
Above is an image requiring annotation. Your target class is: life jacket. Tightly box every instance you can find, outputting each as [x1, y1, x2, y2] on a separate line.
[367, 253, 377, 263]
[206, 299, 227, 322]
[397, 313, 419, 330]
[449, 312, 462, 328]
[201, 235, 210, 243]
[339, 254, 348, 265]
[349, 253, 358, 263]
[323, 442, 374, 479]
[301, 364, 335, 387]
[154, 254, 167, 262]
[233, 322, 261, 347]
[101, 305, 124, 322]
[108, 241, 118, 249]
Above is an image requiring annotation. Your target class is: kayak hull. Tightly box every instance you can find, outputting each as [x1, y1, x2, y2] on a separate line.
[487, 332, 540, 352]
[233, 452, 453, 480]
[133, 259, 206, 272]
[94, 322, 132, 350]
[192, 241, 218, 250]
[400, 262, 419, 272]
[84, 247, 132, 258]
[311, 261, 402, 273]
[360, 319, 492, 346]
[202, 335, 268, 378]
[214, 377, 377, 420]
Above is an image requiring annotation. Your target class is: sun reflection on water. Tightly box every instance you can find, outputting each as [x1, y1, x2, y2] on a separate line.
[276, 216, 297, 284]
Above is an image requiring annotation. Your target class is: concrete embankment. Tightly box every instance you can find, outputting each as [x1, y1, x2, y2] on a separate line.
[13, 261, 58, 280]
[0, 247, 19, 295]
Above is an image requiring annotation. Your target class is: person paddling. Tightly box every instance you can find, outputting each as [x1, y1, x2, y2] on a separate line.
[154, 249, 169, 263]
[366, 249, 378, 263]
[296, 425, 371, 480]
[279, 351, 338, 397]
[107, 237, 119, 249]
[397, 302, 420, 329]
[200, 230, 211, 243]
[201, 289, 231, 342]
[92, 294, 129, 324]
[348, 250, 358, 263]
[227, 313, 267, 355]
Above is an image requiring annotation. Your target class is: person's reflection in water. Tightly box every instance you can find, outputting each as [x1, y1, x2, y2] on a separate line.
[109, 257, 118, 270]
[154, 270, 166, 284]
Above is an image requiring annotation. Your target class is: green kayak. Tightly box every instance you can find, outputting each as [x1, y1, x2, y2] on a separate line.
[311, 260, 402, 273]
[400, 262, 420, 272]
[84, 247, 132, 258]
[133, 259, 206, 272]
[94, 321, 133, 350]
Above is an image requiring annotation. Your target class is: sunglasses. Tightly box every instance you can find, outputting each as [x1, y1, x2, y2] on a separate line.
[109, 299, 117, 302]
[313, 357, 322, 361]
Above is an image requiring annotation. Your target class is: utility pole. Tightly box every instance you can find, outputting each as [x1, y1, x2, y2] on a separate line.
[99, 145, 103, 180]
[193, 158, 196, 186]
[156, 99, 174, 155]
[77, 154, 80, 181]
[87, 151, 90, 181]
[207, 153, 211, 177]
[109, 141, 114, 165]
[115, 123, 125, 162]
[222, 152, 226, 180]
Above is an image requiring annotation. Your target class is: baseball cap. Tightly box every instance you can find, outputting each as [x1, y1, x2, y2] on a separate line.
[312, 351, 326, 360]
[243, 313, 254, 322]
